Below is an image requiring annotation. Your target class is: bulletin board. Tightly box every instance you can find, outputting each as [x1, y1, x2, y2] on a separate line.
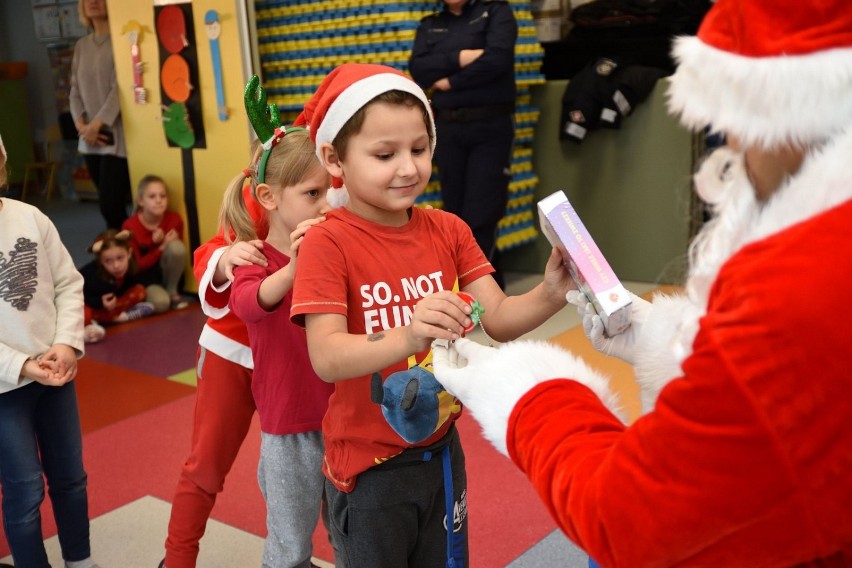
[32, 0, 89, 42]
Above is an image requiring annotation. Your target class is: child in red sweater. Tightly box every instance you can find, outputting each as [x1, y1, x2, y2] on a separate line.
[122, 175, 189, 310]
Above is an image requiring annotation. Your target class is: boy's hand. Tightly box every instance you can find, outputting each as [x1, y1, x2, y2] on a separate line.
[222, 240, 266, 281]
[102, 293, 117, 311]
[406, 291, 472, 352]
[152, 227, 165, 244]
[543, 247, 576, 306]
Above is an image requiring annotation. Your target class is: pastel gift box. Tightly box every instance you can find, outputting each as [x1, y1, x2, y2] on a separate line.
[538, 190, 632, 336]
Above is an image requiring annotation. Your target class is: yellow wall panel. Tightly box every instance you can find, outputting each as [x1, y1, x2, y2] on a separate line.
[106, 0, 253, 290]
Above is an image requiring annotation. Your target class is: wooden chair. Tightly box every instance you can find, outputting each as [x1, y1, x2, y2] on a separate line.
[21, 124, 61, 203]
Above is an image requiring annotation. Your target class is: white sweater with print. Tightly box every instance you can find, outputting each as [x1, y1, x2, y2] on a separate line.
[0, 198, 84, 393]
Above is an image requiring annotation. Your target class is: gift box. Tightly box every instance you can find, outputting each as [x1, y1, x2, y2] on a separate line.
[538, 190, 632, 336]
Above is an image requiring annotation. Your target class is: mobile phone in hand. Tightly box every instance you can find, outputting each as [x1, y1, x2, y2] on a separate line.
[98, 127, 115, 145]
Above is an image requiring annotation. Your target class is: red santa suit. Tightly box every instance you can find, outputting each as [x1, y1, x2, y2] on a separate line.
[163, 184, 264, 568]
[432, 0, 852, 565]
[507, 129, 852, 566]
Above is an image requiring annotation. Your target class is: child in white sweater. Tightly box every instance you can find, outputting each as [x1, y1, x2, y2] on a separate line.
[0, 134, 100, 568]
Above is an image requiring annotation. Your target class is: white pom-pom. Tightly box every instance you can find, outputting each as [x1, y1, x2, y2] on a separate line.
[693, 147, 746, 206]
[327, 185, 349, 209]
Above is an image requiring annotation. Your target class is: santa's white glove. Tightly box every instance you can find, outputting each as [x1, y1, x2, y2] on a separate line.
[432, 338, 617, 456]
[565, 290, 651, 365]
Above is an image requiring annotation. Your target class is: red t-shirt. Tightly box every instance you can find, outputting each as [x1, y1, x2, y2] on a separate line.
[291, 206, 493, 492]
[230, 243, 332, 435]
[122, 210, 184, 273]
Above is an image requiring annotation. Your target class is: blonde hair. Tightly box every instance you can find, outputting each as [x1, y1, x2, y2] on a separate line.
[78, 0, 93, 29]
[218, 129, 322, 244]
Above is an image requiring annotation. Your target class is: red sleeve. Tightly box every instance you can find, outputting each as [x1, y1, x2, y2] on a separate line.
[123, 214, 161, 272]
[193, 231, 227, 284]
[229, 263, 272, 325]
[192, 183, 267, 290]
[165, 211, 184, 239]
[507, 334, 796, 567]
[290, 224, 349, 328]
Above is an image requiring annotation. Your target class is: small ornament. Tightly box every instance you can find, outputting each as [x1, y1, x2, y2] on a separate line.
[162, 102, 195, 149]
[457, 292, 490, 343]
[204, 10, 228, 121]
[121, 20, 151, 104]
[161, 53, 192, 102]
[156, 5, 189, 54]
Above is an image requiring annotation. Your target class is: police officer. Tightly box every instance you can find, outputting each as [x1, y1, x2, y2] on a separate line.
[409, 0, 518, 288]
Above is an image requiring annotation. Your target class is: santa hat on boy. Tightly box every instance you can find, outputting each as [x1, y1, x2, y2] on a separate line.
[667, 0, 852, 149]
[294, 63, 436, 208]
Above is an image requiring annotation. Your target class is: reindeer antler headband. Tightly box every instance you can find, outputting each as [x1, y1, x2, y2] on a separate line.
[244, 75, 305, 184]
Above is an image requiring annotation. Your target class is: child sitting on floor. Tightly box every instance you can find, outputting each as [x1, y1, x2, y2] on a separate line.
[122, 175, 190, 310]
[79, 229, 168, 338]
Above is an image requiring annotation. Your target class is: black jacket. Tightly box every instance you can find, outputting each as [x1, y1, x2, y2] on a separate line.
[79, 260, 144, 309]
[409, 0, 517, 110]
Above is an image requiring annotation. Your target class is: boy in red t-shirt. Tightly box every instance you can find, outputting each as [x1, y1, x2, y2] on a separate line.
[290, 63, 573, 568]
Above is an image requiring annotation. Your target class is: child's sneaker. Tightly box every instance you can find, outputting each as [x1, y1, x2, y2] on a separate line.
[170, 294, 191, 310]
[83, 321, 106, 343]
[65, 558, 101, 568]
[116, 301, 155, 322]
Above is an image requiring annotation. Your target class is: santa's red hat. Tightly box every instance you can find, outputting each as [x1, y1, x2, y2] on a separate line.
[667, 0, 852, 148]
[294, 63, 436, 207]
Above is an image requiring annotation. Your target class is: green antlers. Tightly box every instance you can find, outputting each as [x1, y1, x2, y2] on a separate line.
[244, 74, 281, 148]
[243, 75, 306, 183]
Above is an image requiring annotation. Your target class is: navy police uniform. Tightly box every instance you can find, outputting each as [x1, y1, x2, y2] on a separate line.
[409, 0, 518, 286]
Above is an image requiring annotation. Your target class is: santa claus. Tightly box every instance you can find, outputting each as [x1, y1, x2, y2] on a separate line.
[433, 0, 852, 565]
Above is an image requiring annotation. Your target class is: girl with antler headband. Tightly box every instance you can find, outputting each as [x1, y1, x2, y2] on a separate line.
[160, 76, 332, 568]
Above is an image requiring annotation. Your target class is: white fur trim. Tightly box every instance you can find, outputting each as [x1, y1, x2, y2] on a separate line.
[631, 129, 852, 412]
[667, 36, 852, 148]
[326, 185, 349, 209]
[314, 73, 436, 160]
[633, 293, 702, 413]
[471, 341, 622, 455]
[197, 247, 231, 320]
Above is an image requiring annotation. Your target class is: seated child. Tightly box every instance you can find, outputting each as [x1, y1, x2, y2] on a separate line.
[122, 175, 190, 309]
[79, 229, 168, 336]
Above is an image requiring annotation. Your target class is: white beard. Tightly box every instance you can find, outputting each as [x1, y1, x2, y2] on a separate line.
[633, 128, 852, 414]
[632, 147, 760, 413]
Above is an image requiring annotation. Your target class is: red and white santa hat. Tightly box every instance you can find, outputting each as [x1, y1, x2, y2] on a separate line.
[667, 0, 852, 149]
[294, 63, 436, 207]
